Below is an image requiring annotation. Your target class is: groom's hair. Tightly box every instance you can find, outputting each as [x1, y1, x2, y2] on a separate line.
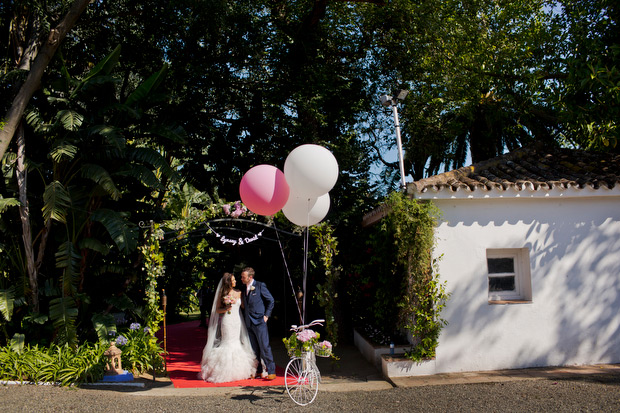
[242, 267, 255, 278]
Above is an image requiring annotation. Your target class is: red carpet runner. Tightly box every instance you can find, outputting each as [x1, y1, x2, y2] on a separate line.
[158, 320, 285, 388]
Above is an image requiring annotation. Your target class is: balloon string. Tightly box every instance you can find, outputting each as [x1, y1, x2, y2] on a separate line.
[274, 221, 303, 324]
[302, 226, 308, 325]
[301, 199, 312, 324]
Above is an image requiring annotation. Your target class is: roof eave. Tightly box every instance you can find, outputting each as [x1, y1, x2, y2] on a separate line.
[410, 185, 620, 200]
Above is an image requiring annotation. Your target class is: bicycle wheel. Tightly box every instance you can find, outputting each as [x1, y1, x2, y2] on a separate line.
[285, 357, 320, 406]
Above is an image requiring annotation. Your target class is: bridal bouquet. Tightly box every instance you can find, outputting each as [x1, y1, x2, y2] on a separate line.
[223, 294, 236, 314]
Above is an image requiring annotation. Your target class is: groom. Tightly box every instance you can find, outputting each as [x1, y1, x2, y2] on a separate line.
[240, 267, 276, 380]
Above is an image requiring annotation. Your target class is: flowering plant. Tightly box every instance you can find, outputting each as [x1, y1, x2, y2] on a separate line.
[282, 329, 320, 357]
[115, 334, 128, 346]
[315, 340, 333, 357]
[250, 286, 255, 291]
[111, 322, 165, 374]
[316, 340, 332, 350]
[222, 201, 252, 218]
[223, 293, 236, 314]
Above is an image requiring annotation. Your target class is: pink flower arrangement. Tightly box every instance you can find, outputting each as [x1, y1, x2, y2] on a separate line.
[296, 329, 318, 343]
[317, 340, 332, 350]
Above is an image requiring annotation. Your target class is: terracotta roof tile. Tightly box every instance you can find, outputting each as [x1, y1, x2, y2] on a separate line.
[408, 145, 620, 195]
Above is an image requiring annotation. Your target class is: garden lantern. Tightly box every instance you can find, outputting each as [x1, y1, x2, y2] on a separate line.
[104, 341, 124, 375]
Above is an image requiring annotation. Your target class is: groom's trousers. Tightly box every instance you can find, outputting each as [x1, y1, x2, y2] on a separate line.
[248, 321, 276, 375]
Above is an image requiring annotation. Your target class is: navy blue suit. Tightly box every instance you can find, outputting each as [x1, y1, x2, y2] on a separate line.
[243, 280, 275, 375]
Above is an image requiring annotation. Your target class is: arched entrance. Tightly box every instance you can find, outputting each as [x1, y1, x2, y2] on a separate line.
[157, 218, 304, 335]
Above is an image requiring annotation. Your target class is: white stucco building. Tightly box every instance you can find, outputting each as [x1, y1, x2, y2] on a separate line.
[367, 145, 620, 375]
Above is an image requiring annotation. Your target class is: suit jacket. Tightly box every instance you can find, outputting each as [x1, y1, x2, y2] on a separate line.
[243, 280, 274, 326]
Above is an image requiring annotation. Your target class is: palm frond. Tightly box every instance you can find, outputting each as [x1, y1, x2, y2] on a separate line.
[88, 125, 126, 153]
[25, 110, 53, 134]
[56, 110, 84, 131]
[78, 237, 110, 255]
[0, 286, 15, 322]
[42, 181, 71, 223]
[81, 163, 121, 200]
[10, 333, 25, 353]
[115, 164, 164, 190]
[128, 147, 180, 183]
[49, 297, 78, 346]
[55, 241, 80, 296]
[82, 45, 121, 82]
[90, 209, 138, 254]
[91, 313, 117, 342]
[70, 45, 121, 100]
[49, 141, 78, 162]
[92, 264, 125, 276]
[47, 97, 70, 105]
[0, 197, 21, 214]
[2, 151, 17, 166]
[124, 64, 169, 107]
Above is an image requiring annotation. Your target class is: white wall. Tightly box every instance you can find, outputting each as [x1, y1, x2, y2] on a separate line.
[431, 196, 620, 373]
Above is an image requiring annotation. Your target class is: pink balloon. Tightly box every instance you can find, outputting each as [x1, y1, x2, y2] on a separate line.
[239, 165, 290, 216]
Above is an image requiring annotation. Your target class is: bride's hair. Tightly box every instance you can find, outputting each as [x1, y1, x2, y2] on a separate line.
[219, 272, 234, 301]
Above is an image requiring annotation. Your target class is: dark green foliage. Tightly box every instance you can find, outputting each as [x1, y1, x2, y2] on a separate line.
[310, 223, 340, 347]
[1, 0, 617, 362]
[351, 192, 449, 360]
[113, 323, 165, 374]
[0, 342, 107, 386]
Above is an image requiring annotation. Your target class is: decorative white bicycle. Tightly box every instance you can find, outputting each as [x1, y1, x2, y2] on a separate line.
[284, 319, 331, 406]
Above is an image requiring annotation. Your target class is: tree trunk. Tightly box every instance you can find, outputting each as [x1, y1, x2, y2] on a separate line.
[16, 122, 38, 313]
[0, 0, 91, 161]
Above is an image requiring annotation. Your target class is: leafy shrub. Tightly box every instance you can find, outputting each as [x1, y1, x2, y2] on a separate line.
[0, 342, 107, 386]
[353, 192, 450, 361]
[112, 323, 165, 374]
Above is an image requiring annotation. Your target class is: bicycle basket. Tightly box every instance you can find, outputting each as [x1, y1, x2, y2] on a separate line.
[313, 344, 332, 358]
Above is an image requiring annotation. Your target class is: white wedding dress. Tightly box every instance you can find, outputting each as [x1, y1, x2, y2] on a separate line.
[200, 298, 257, 383]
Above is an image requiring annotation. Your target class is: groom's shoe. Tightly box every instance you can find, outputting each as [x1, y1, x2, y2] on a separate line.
[266, 374, 276, 380]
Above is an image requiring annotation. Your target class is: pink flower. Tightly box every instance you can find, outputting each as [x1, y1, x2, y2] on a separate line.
[223, 294, 236, 314]
[318, 340, 332, 349]
[296, 329, 318, 342]
[223, 294, 236, 305]
[222, 204, 231, 215]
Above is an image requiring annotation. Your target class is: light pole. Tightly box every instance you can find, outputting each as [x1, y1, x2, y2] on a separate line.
[380, 89, 408, 189]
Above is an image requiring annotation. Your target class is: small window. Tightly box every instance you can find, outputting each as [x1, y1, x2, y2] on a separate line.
[486, 248, 532, 304]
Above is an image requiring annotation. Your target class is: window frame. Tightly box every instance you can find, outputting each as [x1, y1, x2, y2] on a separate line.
[486, 248, 532, 304]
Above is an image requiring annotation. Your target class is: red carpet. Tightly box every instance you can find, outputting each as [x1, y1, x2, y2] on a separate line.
[157, 320, 285, 388]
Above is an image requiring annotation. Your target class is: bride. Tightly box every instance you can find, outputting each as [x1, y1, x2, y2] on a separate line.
[200, 272, 258, 383]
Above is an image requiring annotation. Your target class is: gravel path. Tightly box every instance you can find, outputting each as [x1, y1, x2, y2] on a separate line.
[1, 376, 619, 412]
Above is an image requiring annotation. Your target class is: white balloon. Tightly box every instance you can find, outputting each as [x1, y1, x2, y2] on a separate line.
[282, 193, 330, 227]
[284, 144, 338, 198]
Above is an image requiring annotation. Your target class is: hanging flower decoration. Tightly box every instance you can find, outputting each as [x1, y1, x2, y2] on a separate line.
[222, 201, 252, 218]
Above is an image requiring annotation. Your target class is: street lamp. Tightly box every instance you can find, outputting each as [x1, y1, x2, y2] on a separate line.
[380, 89, 409, 189]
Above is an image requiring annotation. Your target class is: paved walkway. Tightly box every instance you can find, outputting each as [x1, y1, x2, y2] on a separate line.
[389, 363, 620, 388]
[110, 342, 620, 396]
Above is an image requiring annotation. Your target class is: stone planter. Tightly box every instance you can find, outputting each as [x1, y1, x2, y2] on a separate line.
[381, 354, 437, 378]
[353, 328, 411, 371]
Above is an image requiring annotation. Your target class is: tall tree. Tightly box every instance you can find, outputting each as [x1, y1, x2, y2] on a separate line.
[361, 0, 568, 179]
[0, 0, 92, 161]
[558, 0, 620, 150]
